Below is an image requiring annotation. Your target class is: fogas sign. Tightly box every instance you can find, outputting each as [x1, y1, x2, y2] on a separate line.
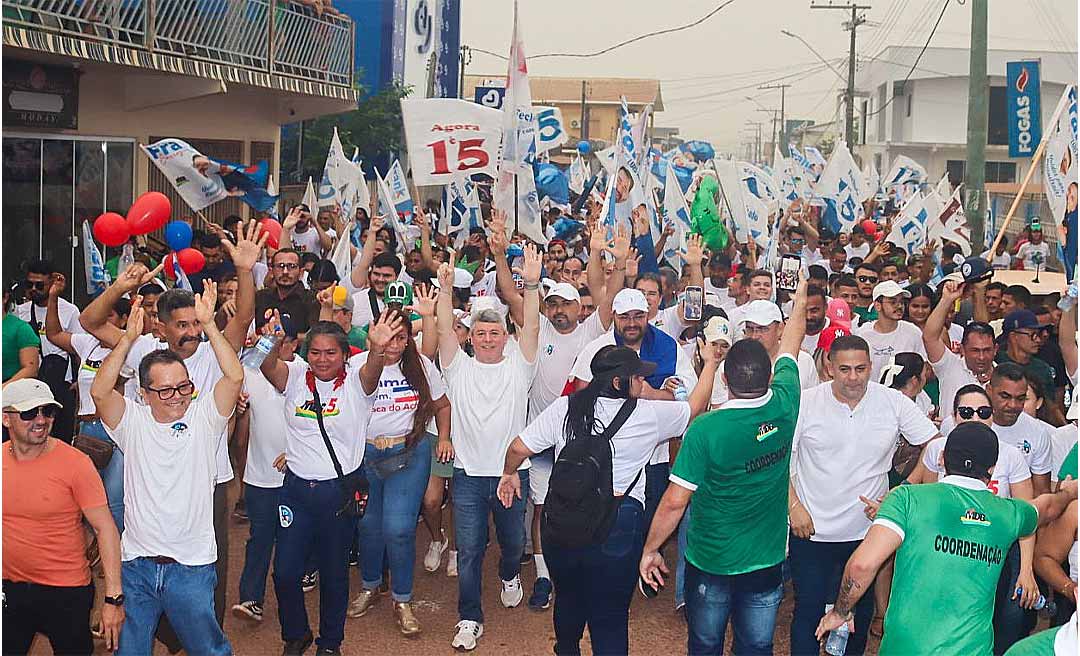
[1007, 61, 1042, 158]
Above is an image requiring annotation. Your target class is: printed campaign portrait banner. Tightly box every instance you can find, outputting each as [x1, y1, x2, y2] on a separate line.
[141, 138, 231, 211]
[1006, 61, 1042, 158]
[1044, 85, 1078, 229]
[401, 98, 503, 186]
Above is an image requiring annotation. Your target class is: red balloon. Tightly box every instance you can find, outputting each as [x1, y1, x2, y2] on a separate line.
[860, 219, 879, 237]
[92, 212, 130, 247]
[258, 217, 282, 250]
[163, 248, 206, 278]
[127, 192, 172, 235]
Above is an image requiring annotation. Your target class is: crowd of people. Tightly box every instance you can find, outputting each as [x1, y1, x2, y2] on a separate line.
[2, 181, 1077, 656]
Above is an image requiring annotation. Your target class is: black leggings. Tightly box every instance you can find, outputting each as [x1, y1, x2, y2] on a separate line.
[2, 580, 95, 655]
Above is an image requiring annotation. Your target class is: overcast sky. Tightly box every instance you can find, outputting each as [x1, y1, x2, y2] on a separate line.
[460, 0, 1078, 154]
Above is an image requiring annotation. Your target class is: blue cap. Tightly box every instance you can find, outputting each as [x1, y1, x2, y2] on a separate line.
[1002, 309, 1046, 335]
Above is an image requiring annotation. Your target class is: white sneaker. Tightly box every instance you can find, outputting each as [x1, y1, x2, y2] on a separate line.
[424, 530, 448, 572]
[500, 575, 523, 608]
[446, 550, 458, 577]
[451, 620, 483, 651]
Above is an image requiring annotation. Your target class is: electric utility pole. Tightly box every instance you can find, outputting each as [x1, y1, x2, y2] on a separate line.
[759, 83, 790, 156]
[755, 108, 780, 165]
[964, 0, 988, 247]
[811, 3, 870, 146]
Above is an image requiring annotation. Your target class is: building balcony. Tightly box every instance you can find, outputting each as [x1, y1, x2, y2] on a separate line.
[3, 0, 358, 103]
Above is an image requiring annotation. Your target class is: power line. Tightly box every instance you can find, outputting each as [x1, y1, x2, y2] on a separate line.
[665, 62, 834, 103]
[864, 0, 951, 118]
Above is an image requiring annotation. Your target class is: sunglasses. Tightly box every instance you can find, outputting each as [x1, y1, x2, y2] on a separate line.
[857, 275, 879, 284]
[273, 263, 300, 271]
[4, 405, 59, 421]
[24, 280, 47, 290]
[956, 405, 993, 421]
[143, 381, 196, 400]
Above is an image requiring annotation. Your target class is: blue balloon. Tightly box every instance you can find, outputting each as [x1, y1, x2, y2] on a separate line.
[576, 140, 591, 155]
[164, 220, 192, 251]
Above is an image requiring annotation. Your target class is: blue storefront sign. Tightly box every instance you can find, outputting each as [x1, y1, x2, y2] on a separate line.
[1006, 60, 1042, 158]
[474, 86, 506, 109]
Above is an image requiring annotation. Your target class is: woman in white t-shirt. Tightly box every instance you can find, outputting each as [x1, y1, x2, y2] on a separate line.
[43, 273, 133, 532]
[258, 314, 403, 654]
[346, 308, 450, 637]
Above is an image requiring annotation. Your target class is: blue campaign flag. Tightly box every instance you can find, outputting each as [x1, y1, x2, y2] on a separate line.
[217, 159, 279, 213]
[534, 161, 569, 206]
[680, 140, 715, 163]
[1007, 61, 1042, 158]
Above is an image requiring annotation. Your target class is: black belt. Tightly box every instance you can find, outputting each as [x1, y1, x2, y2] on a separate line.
[143, 556, 177, 565]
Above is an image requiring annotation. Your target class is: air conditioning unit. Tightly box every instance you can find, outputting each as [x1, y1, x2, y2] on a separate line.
[570, 119, 581, 128]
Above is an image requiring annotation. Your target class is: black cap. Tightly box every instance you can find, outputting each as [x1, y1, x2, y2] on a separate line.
[960, 257, 993, 284]
[944, 422, 999, 478]
[590, 345, 657, 380]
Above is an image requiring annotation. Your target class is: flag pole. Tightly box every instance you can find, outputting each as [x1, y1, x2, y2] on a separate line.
[987, 93, 1069, 258]
[513, 174, 520, 235]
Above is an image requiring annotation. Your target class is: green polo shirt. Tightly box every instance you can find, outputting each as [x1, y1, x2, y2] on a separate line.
[670, 354, 800, 576]
[3, 313, 40, 382]
[1003, 625, 1064, 655]
[875, 478, 1038, 656]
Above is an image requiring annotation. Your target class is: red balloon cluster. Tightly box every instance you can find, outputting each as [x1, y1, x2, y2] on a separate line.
[860, 219, 880, 239]
[163, 248, 206, 278]
[258, 217, 282, 250]
[91, 192, 173, 247]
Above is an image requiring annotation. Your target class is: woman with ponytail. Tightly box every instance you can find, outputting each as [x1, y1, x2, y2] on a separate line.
[346, 307, 450, 637]
[879, 351, 933, 415]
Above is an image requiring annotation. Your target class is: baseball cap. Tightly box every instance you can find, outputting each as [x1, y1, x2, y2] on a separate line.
[703, 316, 733, 345]
[544, 282, 581, 303]
[590, 345, 658, 380]
[331, 286, 354, 311]
[959, 256, 993, 284]
[1002, 309, 1047, 335]
[384, 280, 413, 307]
[826, 298, 852, 330]
[872, 280, 911, 301]
[740, 300, 783, 328]
[612, 289, 649, 315]
[2, 379, 62, 411]
[817, 324, 850, 353]
[943, 422, 999, 478]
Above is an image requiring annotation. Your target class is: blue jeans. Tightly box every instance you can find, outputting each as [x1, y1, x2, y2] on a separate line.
[273, 470, 356, 650]
[644, 462, 669, 534]
[117, 558, 230, 656]
[238, 483, 281, 605]
[358, 437, 431, 602]
[685, 560, 784, 656]
[543, 497, 644, 656]
[80, 419, 124, 533]
[789, 534, 873, 656]
[993, 541, 1035, 654]
[452, 468, 529, 623]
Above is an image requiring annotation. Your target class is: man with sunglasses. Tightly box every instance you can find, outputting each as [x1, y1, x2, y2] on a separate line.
[924, 281, 1000, 418]
[850, 262, 880, 324]
[256, 248, 320, 335]
[996, 309, 1061, 424]
[2, 378, 124, 654]
[91, 285, 242, 656]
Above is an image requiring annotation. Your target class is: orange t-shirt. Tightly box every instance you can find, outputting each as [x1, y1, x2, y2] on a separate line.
[2, 440, 107, 586]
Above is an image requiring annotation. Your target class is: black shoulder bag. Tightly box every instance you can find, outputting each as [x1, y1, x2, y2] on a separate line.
[310, 385, 369, 518]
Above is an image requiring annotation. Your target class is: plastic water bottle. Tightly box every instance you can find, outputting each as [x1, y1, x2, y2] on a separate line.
[240, 334, 278, 369]
[1058, 283, 1077, 311]
[824, 622, 850, 655]
[118, 244, 135, 277]
[1015, 588, 1057, 614]
[671, 378, 688, 402]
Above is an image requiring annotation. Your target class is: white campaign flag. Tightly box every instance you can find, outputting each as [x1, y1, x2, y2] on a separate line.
[816, 142, 866, 234]
[662, 159, 693, 268]
[350, 149, 371, 216]
[82, 220, 110, 296]
[303, 177, 318, 214]
[569, 155, 588, 195]
[933, 173, 952, 201]
[374, 167, 409, 252]
[745, 192, 771, 248]
[929, 186, 972, 256]
[401, 98, 503, 185]
[739, 161, 781, 214]
[318, 127, 360, 208]
[595, 145, 618, 176]
[860, 162, 880, 202]
[1043, 85, 1078, 228]
[714, 158, 750, 243]
[886, 191, 930, 255]
[141, 138, 230, 211]
[492, 0, 545, 245]
[883, 154, 927, 188]
[534, 106, 568, 154]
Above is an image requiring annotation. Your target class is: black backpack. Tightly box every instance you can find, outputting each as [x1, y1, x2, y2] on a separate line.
[541, 398, 639, 550]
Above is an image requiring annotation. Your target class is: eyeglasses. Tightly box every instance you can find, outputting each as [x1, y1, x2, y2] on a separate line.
[143, 381, 196, 400]
[24, 280, 46, 290]
[956, 405, 993, 421]
[4, 406, 59, 421]
[273, 262, 300, 271]
[1012, 329, 1044, 340]
[857, 275, 879, 284]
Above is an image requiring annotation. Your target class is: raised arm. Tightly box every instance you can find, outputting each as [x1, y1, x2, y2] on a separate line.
[489, 211, 524, 327]
[1030, 478, 1078, 528]
[410, 284, 439, 360]
[598, 224, 632, 328]
[435, 255, 460, 367]
[518, 243, 542, 362]
[279, 206, 300, 254]
[44, 273, 75, 355]
[312, 210, 334, 255]
[815, 524, 903, 640]
[1060, 301, 1077, 377]
[688, 338, 719, 419]
[91, 297, 144, 429]
[779, 277, 808, 358]
[350, 212, 384, 290]
[258, 309, 289, 392]
[195, 281, 244, 416]
[584, 220, 609, 328]
[862, 240, 890, 266]
[418, 211, 439, 273]
[683, 233, 705, 290]
[971, 280, 990, 324]
[923, 280, 962, 364]
[316, 286, 334, 323]
[360, 311, 404, 395]
[80, 262, 163, 348]
[221, 219, 267, 351]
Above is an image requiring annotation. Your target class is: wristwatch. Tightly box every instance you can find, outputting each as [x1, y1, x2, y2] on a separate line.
[103, 594, 125, 607]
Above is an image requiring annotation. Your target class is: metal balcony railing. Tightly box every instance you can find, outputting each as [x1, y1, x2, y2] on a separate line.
[3, 0, 355, 89]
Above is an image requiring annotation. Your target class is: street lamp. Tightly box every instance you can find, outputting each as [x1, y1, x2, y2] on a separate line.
[780, 29, 846, 83]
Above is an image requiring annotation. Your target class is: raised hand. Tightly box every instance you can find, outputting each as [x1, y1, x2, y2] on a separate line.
[409, 283, 438, 318]
[283, 206, 302, 231]
[223, 219, 269, 271]
[124, 296, 145, 341]
[697, 337, 719, 367]
[940, 280, 963, 303]
[262, 309, 283, 336]
[624, 248, 641, 280]
[489, 211, 509, 256]
[683, 233, 704, 265]
[522, 243, 542, 285]
[611, 223, 632, 262]
[437, 252, 456, 290]
[367, 310, 404, 355]
[369, 212, 386, 234]
[316, 285, 335, 309]
[48, 273, 67, 299]
[194, 280, 218, 326]
[114, 261, 164, 294]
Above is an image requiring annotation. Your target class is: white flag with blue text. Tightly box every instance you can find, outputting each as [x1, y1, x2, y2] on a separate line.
[816, 142, 865, 234]
[886, 191, 930, 255]
[883, 155, 927, 188]
[82, 221, 111, 297]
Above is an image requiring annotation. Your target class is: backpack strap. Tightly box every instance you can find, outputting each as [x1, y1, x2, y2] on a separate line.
[310, 384, 347, 482]
[598, 397, 637, 441]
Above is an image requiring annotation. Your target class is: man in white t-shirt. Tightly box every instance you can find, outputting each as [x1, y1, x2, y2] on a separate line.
[923, 281, 998, 418]
[844, 225, 872, 261]
[92, 284, 242, 656]
[855, 281, 926, 381]
[489, 215, 614, 611]
[728, 269, 775, 341]
[435, 236, 541, 652]
[984, 363, 1055, 495]
[801, 288, 829, 354]
[1015, 224, 1052, 271]
[787, 334, 938, 656]
[738, 300, 820, 390]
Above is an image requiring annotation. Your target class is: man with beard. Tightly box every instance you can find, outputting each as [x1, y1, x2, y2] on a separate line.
[348, 213, 405, 330]
[788, 335, 938, 656]
[924, 281, 1000, 418]
[855, 281, 925, 381]
[15, 258, 83, 441]
[489, 210, 614, 610]
[255, 249, 320, 335]
[802, 287, 829, 354]
[80, 220, 264, 643]
[851, 262, 880, 324]
[738, 299, 820, 389]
